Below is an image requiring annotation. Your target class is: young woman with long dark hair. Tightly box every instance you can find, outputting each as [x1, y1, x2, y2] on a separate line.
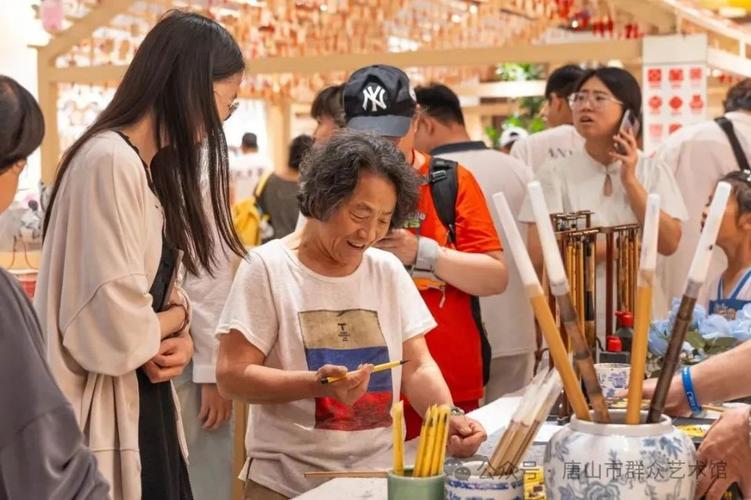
[35, 11, 246, 500]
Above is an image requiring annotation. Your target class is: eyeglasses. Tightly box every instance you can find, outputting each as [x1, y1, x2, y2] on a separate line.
[214, 90, 239, 121]
[567, 91, 624, 110]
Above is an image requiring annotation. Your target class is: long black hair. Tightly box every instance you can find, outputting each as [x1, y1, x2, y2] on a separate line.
[0, 76, 44, 173]
[44, 10, 245, 275]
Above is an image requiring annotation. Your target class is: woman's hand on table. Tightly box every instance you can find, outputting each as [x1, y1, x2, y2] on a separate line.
[447, 415, 487, 457]
[142, 333, 194, 383]
[610, 127, 639, 186]
[694, 406, 751, 500]
[317, 363, 374, 407]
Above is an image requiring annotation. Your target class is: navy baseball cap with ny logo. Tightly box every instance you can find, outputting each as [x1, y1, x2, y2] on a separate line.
[343, 65, 417, 138]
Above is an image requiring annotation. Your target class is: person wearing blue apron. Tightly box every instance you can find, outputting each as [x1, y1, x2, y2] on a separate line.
[709, 268, 751, 320]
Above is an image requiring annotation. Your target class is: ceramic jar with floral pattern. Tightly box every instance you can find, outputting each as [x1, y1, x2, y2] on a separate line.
[543, 410, 696, 499]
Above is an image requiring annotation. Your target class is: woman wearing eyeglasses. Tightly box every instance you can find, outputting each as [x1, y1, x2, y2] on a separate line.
[519, 67, 688, 341]
[35, 11, 246, 500]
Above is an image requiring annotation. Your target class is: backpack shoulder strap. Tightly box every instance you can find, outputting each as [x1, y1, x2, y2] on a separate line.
[254, 169, 274, 198]
[715, 116, 751, 172]
[428, 157, 459, 244]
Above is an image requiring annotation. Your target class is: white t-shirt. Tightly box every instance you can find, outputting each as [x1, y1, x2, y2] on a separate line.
[431, 142, 536, 357]
[653, 111, 751, 311]
[215, 239, 436, 497]
[510, 124, 584, 173]
[230, 151, 273, 201]
[183, 249, 237, 383]
[518, 150, 688, 340]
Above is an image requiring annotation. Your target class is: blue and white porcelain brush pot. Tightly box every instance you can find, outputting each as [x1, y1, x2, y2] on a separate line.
[544, 410, 696, 499]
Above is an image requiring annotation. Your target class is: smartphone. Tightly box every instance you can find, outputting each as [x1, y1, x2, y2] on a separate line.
[159, 248, 185, 312]
[614, 110, 640, 154]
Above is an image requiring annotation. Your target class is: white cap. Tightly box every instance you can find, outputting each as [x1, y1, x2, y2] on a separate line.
[500, 126, 529, 148]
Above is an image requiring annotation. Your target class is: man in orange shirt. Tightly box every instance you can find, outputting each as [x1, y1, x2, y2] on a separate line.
[343, 65, 508, 437]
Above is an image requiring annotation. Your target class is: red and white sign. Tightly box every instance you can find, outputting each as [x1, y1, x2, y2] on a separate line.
[642, 62, 707, 152]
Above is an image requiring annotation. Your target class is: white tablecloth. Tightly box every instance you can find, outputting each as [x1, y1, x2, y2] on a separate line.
[295, 395, 561, 499]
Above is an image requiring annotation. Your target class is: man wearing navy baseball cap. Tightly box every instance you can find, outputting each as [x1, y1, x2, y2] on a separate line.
[343, 65, 508, 442]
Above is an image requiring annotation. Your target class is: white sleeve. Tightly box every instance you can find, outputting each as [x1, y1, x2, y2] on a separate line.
[641, 156, 689, 221]
[184, 175, 239, 383]
[392, 261, 436, 341]
[509, 137, 531, 168]
[517, 160, 564, 224]
[183, 256, 237, 383]
[215, 252, 279, 356]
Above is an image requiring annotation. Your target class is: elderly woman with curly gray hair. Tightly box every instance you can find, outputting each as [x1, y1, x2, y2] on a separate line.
[215, 129, 486, 499]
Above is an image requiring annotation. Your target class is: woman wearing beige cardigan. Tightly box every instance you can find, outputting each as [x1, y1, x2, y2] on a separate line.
[35, 11, 247, 500]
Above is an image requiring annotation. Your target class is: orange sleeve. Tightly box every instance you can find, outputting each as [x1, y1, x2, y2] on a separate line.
[453, 165, 502, 254]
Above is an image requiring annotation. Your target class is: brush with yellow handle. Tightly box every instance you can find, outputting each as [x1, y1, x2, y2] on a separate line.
[625, 194, 660, 425]
[319, 359, 408, 385]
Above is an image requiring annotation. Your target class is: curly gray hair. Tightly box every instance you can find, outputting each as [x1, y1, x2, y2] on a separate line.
[298, 129, 421, 229]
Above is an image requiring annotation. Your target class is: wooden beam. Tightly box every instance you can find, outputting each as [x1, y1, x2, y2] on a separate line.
[243, 40, 642, 75]
[48, 64, 127, 83]
[463, 103, 516, 116]
[707, 47, 751, 77]
[46, 39, 642, 84]
[661, 0, 751, 46]
[38, 0, 137, 62]
[452, 80, 546, 99]
[38, 60, 60, 186]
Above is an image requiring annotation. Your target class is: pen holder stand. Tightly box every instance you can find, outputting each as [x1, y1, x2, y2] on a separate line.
[387, 468, 445, 500]
[543, 410, 697, 499]
[444, 461, 524, 500]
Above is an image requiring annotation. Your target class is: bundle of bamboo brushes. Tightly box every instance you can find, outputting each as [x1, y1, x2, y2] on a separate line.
[483, 369, 562, 476]
[390, 401, 450, 477]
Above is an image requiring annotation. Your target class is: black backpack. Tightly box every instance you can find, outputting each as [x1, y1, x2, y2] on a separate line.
[428, 157, 493, 386]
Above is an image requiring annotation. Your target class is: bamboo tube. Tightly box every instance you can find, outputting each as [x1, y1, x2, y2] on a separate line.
[391, 401, 405, 475]
[527, 182, 610, 423]
[626, 195, 660, 425]
[492, 193, 590, 421]
[648, 182, 732, 423]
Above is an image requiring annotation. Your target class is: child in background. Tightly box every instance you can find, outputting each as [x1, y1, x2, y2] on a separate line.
[705, 171, 751, 319]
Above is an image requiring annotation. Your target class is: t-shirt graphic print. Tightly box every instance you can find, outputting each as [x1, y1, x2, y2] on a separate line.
[300, 308, 393, 431]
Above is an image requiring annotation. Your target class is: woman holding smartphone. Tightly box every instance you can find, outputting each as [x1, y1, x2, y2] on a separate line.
[518, 67, 688, 341]
[35, 11, 246, 500]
